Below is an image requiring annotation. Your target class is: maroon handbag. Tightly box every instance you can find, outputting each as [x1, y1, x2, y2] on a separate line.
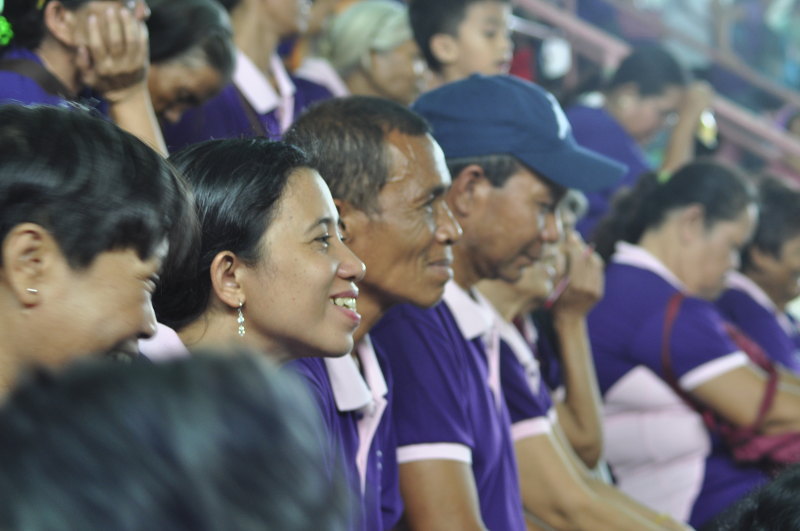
[661, 293, 800, 470]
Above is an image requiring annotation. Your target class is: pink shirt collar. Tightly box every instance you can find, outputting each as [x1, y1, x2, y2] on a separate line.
[233, 50, 296, 132]
[726, 270, 795, 336]
[444, 280, 502, 408]
[137, 323, 190, 361]
[612, 241, 687, 292]
[324, 335, 389, 492]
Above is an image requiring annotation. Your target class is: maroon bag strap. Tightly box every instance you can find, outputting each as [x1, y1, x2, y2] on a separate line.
[660, 292, 779, 433]
[660, 293, 701, 408]
[0, 58, 74, 100]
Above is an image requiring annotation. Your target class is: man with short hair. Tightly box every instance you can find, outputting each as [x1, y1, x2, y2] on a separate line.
[284, 96, 462, 531]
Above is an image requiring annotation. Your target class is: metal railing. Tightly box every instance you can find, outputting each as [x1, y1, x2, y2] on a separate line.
[512, 0, 800, 178]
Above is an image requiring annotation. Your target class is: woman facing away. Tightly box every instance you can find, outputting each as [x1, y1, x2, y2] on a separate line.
[0, 104, 194, 397]
[587, 159, 800, 528]
[0, 0, 166, 153]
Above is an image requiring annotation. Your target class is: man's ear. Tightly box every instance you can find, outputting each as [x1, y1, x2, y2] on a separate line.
[429, 32, 459, 67]
[2, 223, 60, 307]
[209, 251, 247, 310]
[334, 198, 370, 246]
[42, 0, 80, 47]
[448, 164, 488, 219]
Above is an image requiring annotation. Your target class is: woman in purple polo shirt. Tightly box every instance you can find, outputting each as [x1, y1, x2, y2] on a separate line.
[588, 160, 800, 528]
[0, 0, 167, 152]
[716, 177, 800, 373]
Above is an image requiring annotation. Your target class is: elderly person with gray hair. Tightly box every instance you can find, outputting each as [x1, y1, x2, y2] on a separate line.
[317, 0, 425, 105]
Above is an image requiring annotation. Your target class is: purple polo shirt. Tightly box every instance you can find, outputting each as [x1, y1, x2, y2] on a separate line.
[566, 104, 651, 240]
[716, 271, 800, 373]
[161, 51, 331, 152]
[587, 242, 768, 527]
[520, 314, 566, 402]
[370, 281, 526, 531]
[286, 343, 401, 531]
[497, 313, 558, 441]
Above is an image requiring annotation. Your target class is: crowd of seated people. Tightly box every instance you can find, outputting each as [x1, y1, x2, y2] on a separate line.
[4, 1, 800, 530]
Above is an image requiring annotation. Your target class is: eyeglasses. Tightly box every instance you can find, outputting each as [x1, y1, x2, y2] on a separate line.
[36, 0, 149, 12]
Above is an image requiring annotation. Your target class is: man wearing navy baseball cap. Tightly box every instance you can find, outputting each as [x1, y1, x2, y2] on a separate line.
[371, 75, 688, 530]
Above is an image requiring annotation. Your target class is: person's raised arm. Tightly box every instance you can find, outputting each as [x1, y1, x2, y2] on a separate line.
[548, 232, 605, 467]
[75, 5, 167, 155]
[661, 81, 713, 174]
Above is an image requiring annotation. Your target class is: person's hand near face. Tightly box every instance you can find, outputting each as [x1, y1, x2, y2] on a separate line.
[73, 1, 150, 102]
[550, 230, 604, 318]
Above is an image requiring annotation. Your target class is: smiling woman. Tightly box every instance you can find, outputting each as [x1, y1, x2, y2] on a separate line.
[146, 0, 235, 124]
[0, 104, 194, 396]
[153, 138, 365, 361]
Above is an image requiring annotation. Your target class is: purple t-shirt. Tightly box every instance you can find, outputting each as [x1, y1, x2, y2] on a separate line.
[566, 105, 651, 240]
[716, 272, 800, 373]
[587, 243, 769, 527]
[161, 77, 331, 152]
[370, 283, 526, 531]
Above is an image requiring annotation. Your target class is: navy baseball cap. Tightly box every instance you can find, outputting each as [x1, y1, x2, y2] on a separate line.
[411, 74, 626, 192]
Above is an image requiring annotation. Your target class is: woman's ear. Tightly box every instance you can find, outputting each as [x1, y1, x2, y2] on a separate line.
[2, 223, 60, 307]
[42, 0, 80, 47]
[209, 251, 247, 309]
[676, 203, 706, 244]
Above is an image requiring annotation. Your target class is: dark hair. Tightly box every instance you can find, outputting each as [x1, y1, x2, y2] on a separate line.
[408, 0, 510, 73]
[1, 0, 92, 50]
[741, 177, 800, 272]
[607, 44, 688, 97]
[446, 153, 521, 188]
[594, 159, 756, 262]
[284, 96, 430, 213]
[147, 0, 236, 81]
[155, 138, 310, 330]
[0, 351, 352, 531]
[0, 104, 195, 271]
[215, 0, 241, 12]
[710, 465, 800, 531]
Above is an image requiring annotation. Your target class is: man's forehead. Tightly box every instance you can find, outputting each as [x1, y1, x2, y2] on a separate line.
[383, 132, 449, 188]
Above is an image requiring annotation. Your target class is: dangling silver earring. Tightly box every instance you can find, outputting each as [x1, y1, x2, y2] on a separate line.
[237, 302, 246, 337]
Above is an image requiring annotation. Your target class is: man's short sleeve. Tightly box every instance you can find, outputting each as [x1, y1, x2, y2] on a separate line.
[372, 304, 474, 463]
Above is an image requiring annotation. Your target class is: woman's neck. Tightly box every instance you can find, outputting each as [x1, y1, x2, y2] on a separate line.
[178, 311, 290, 363]
[35, 37, 81, 96]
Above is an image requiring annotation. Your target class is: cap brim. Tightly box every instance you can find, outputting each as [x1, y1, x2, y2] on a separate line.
[519, 145, 627, 193]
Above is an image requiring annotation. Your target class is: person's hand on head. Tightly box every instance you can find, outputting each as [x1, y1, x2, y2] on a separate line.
[552, 230, 604, 318]
[75, 4, 149, 103]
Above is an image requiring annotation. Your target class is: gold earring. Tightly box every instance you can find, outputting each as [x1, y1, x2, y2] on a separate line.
[237, 302, 245, 337]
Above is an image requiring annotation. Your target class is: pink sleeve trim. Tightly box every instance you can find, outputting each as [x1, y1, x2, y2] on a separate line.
[679, 351, 749, 390]
[510, 413, 554, 442]
[397, 443, 472, 464]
